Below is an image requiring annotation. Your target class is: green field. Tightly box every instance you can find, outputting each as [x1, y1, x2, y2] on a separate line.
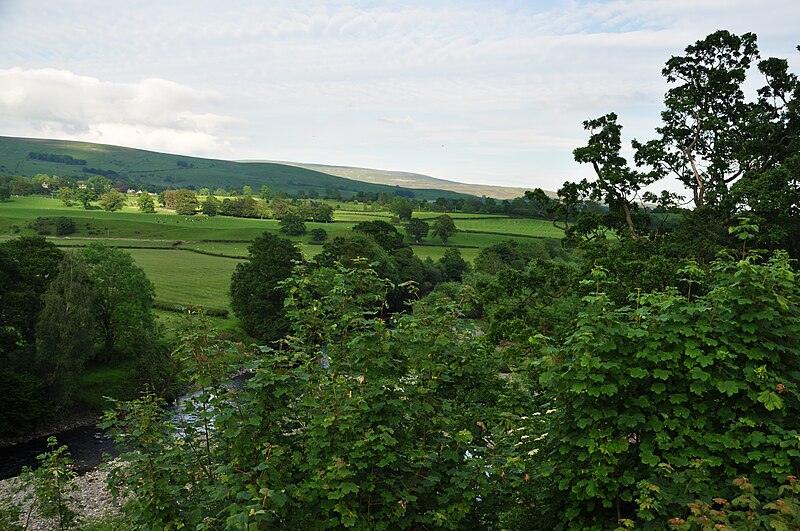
[1, 196, 563, 313]
[124, 248, 242, 311]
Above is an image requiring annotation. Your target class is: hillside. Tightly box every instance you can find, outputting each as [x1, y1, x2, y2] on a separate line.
[245, 161, 536, 200]
[0, 136, 472, 201]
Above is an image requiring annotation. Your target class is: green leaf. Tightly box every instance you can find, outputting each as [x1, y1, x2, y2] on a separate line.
[757, 390, 784, 411]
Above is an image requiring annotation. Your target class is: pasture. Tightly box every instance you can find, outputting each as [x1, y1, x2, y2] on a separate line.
[1, 196, 563, 314]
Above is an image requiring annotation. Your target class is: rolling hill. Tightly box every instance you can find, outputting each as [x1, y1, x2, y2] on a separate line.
[244, 161, 534, 200]
[0, 136, 475, 201]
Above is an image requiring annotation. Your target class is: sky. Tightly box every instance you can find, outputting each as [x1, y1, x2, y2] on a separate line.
[1, 0, 798, 192]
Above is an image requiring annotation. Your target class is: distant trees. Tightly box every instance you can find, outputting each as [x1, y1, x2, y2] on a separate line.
[279, 212, 306, 235]
[230, 233, 302, 341]
[99, 189, 127, 211]
[74, 186, 96, 208]
[389, 196, 413, 221]
[431, 214, 457, 242]
[58, 187, 73, 206]
[405, 218, 429, 242]
[137, 193, 156, 213]
[202, 195, 220, 216]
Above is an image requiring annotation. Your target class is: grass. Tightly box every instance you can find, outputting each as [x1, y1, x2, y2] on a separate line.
[1, 195, 564, 313]
[124, 248, 242, 311]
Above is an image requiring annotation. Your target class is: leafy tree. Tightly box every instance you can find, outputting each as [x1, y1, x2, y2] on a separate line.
[173, 189, 199, 215]
[534, 250, 800, 527]
[87, 175, 112, 195]
[230, 232, 301, 341]
[202, 194, 219, 216]
[633, 30, 760, 209]
[309, 227, 328, 242]
[242, 185, 253, 196]
[0, 184, 10, 201]
[309, 203, 334, 222]
[54, 217, 75, 236]
[80, 244, 158, 362]
[102, 264, 517, 529]
[405, 217, 429, 242]
[431, 214, 457, 242]
[390, 196, 413, 221]
[99, 189, 127, 211]
[437, 247, 469, 283]
[259, 185, 272, 201]
[74, 186, 96, 208]
[36, 252, 97, 405]
[352, 220, 406, 251]
[279, 211, 306, 235]
[137, 193, 156, 213]
[57, 186, 73, 206]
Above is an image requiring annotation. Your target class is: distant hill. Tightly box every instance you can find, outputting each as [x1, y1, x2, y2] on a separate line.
[0, 136, 473, 201]
[245, 161, 536, 200]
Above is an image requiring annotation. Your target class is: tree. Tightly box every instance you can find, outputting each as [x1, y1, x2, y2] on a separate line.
[431, 214, 457, 242]
[309, 228, 328, 242]
[57, 187, 73, 207]
[80, 244, 157, 362]
[632, 30, 761, 208]
[279, 212, 306, 235]
[173, 189, 199, 215]
[437, 247, 469, 282]
[74, 187, 96, 209]
[352, 220, 405, 251]
[405, 218, 429, 243]
[230, 233, 301, 341]
[572, 113, 660, 240]
[535, 250, 800, 527]
[99, 189, 127, 211]
[35, 253, 97, 405]
[87, 175, 112, 195]
[259, 185, 272, 201]
[138, 193, 156, 213]
[242, 185, 253, 196]
[202, 195, 219, 216]
[390, 196, 413, 221]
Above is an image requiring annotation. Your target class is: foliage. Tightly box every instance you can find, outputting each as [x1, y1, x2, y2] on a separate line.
[230, 232, 301, 341]
[535, 250, 800, 527]
[54, 216, 76, 236]
[279, 211, 306, 235]
[80, 244, 158, 363]
[137, 193, 155, 213]
[404, 217, 429, 242]
[36, 252, 97, 405]
[352, 219, 405, 251]
[310, 227, 328, 242]
[437, 247, 469, 282]
[666, 476, 800, 530]
[431, 214, 457, 242]
[98, 189, 127, 212]
[24, 436, 79, 530]
[102, 263, 521, 529]
[200, 194, 219, 216]
[58, 187, 73, 207]
[74, 187, 96, 209]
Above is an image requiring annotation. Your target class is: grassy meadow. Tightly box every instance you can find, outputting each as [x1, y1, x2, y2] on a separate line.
[1, 195, 563, 314]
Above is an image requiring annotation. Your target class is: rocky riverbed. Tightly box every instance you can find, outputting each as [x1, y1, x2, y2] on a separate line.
[0, 464, 123, 530]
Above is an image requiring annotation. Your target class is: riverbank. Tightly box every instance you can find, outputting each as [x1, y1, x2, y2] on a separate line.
[0, 464, 123, 530]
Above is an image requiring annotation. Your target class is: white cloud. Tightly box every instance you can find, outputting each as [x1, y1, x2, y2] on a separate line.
[0, 68, 237, 156]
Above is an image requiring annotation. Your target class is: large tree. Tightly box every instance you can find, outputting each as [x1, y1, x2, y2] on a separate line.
[80, 244, 158, 362]
[36, 253, 97, 405]
[230, 233, 302, 341]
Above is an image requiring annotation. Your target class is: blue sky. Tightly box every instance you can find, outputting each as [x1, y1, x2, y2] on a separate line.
[1, 0, 798, 192]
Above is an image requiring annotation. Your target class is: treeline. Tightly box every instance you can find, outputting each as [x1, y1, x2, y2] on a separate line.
[28, 152, 87, 165]
[0, 238, 174, 435]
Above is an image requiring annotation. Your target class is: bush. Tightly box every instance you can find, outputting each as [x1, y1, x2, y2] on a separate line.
[54, 217, 76, 236]
[309, 228, 328, 242]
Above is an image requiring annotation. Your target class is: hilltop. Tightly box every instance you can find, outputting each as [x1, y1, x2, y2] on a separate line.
[0, 136, 479, 201]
